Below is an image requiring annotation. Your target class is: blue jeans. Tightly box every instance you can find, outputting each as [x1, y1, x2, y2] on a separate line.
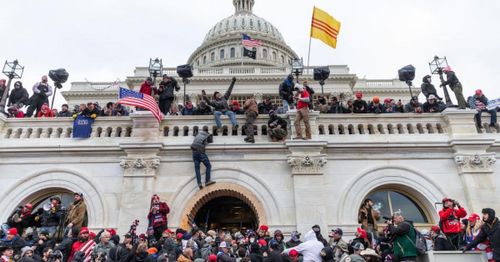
[282, 100, 290, 113]
[214, 111, 237, 128]
[193, 151, 211, 185]
[475, 109, 497, 127]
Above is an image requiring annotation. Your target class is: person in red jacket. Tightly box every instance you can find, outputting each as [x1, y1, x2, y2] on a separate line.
[68, 227, 95, 262]
[439, 197, 467, 249]
[147, 194, 170, 241]
[139, 77, 156, 97]
[293, 84, 311, 140]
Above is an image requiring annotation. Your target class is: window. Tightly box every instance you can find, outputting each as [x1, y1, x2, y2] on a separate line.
[203, 56, 207, 65]
[230, 48, 236, 58]
[196, 60, 200, 66]
[364, 190, 429, 223]
[281, 55, 285, 64]
[263, 49, 268, 59]
[211, 52, 215, 62]
[272, 51, 277, 61]
[220, 49, 225, 60]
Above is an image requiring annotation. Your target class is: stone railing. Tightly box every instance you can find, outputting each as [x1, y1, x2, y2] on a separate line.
[0, 109, 492, 141]
[418, 251, 488, 262]
[1, 117, 133, 139]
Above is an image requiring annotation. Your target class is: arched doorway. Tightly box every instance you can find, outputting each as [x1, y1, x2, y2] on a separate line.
[179, 183, 267, 230]
[193, 196, 258, 231]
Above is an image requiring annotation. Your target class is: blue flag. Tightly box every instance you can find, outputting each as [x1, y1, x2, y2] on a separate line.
[73, 115, 94, 138]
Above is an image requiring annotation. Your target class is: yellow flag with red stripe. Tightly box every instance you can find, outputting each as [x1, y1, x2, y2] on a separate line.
[311, 6, 341, 49]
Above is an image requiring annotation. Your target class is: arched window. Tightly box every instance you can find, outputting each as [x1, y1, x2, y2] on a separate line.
[263, 49, 268, 59]
[364, 190, 429, 223]
[272, 51, 277, 61]
[203, 56, 207, 65]
[211, 52, 215, 62]
[196, 60, 200, 66]
[230, 48, 236, 58]
[281, 55, 285, 64]
[220, 49, 225, 60]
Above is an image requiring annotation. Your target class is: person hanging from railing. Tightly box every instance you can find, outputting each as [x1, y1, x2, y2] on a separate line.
[191, 131, 216, 190]
[202, 77, 238, 133]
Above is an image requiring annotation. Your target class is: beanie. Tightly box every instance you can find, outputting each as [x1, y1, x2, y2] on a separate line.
[372, 96, 380, 103]
[259, 225, 269, 232]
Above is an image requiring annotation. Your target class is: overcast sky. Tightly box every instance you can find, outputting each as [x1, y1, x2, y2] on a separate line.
[2, 0, 500, 107]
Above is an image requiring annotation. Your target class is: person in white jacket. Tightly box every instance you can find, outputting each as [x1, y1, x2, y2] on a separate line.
[282, 230, 323, 262]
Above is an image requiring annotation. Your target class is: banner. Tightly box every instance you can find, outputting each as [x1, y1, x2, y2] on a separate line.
[73, 115, 94, 138]
[487, 98, 500, 110]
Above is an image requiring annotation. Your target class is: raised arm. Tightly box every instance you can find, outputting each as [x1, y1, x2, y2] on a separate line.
[224, 77, 236, 100]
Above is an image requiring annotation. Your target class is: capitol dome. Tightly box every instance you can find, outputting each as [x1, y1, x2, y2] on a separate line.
[187, 0, 298, 68]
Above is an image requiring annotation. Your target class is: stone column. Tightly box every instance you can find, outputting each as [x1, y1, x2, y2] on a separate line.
[444, 109, 498, 212]
[117, 111, 163, 234]
[286, 141, 328, 234]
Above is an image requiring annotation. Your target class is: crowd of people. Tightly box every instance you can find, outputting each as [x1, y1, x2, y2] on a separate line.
[1, 193, 499, 262]
[1, 65, 497, 133]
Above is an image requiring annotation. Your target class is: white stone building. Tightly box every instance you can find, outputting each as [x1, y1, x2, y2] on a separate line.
[0, 0, 499, 243]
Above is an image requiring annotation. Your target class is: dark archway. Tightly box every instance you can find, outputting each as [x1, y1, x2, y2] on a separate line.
[193, 196, 258, 231]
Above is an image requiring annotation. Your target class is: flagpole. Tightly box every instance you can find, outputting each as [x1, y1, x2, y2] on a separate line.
[307, 37, 312, 68]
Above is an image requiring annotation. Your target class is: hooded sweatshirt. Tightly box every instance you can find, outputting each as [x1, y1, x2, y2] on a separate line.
[283, 230, 323, 262]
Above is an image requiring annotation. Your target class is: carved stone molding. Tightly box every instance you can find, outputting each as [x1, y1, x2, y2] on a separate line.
[120, 157, 160, 177]
[454, 153, 496, 174]
[287, 155, 328, 175]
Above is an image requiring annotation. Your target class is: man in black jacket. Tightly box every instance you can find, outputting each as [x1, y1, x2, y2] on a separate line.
[195, 101, 212, 115]
[26, 75, 53, 117]
[423, 95, 446, 113]
[8, 81, 29, 107]
[420, 75, 442, 100]
[442, 66, 467, 109]
[202, 77, 238, 131]
[39, 196, 64, 238]
[279, 75, 295, 113]
[158, 74, 180, 115]
[353, 91, 368, 113]
[465, 208, 500, 261]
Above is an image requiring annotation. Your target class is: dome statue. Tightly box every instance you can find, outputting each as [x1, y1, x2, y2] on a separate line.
[187, 0, 298, 68]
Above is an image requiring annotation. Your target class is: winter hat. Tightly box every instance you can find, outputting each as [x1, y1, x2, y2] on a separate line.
[356, 228, 367, 239]
[50, 196, 61, 204]
[428, 94, 437, 100]
[355, 91, 363, 99]
[475, 89, 483, 96]
[468, 213, 481, 222]
[353, 242, 365, 251]
[443, 66, 452, 72]
[21, 246, 33, 257]
[106, 228, 116, 236]
[139, 233, 147, 241]
[24, 203, 33, 210]
[207, 230, 216, 237]
[8, 228, 18, 235]
[290, 231, 301, 241]
[259, 225, 269, 232]
[176, 233, 184, 240]
[273, 230, 283, 238]
[289, 249, 299, 257]
[482, 208, 496, 223]
[384, 98, 392, 104]
[79, 227, 89, 235]
[372, 96, 380, 103]
[312, 225, 321, 233]
[431, 225, 441, 234]
[208, 254, 217, 262]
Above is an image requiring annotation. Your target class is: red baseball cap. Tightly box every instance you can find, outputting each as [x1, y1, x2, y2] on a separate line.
[431, 225, 440, 233]
[7, 228, 18, 235]
[289, 249, 299, 257]
[356, 227, 367, 239]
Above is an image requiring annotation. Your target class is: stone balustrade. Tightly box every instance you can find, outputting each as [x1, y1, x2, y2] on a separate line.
[1, 109, 497, 141]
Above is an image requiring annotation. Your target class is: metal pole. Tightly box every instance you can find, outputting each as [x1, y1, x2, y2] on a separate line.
[183, 81, 187, 105]
[0, 76, 13, 113]
[307, 37, 312, 68]
[50, 87, 57, 109]
[438, 71, 453, 106]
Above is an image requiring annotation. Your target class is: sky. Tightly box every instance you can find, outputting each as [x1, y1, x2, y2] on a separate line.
[1, 0, 500, 108]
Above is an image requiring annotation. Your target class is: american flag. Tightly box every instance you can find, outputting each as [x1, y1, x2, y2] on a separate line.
[117, 87, 164, 123]
[242, 33, 262, 48]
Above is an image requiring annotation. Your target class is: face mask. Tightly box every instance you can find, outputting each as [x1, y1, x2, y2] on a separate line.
[249, 237, 255, 243]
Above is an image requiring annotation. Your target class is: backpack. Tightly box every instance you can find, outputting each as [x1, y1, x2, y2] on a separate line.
[406, 229, 427, 256]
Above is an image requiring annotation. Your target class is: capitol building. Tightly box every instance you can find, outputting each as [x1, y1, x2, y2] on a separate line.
[0, 0, 499, 239]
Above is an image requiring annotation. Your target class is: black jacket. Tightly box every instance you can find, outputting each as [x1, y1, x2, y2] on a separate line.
[268, 115, 287, 129]
[353, 100, 368, 113]
[279, 81, 294, 103]
[444, 71, 460, 88]
[40, 205, 64, 227]
[158, 78, 180, 100]
[423, 101, 446, 113]
[264, 250, 283, 262]
[433, 235, 454, 251]
[203, 79, 236, 113]
[421, 77, 438, 98]
[8, 87, 29, 106]
[328, 103, 343, 114]
[467, 217, 500, 260]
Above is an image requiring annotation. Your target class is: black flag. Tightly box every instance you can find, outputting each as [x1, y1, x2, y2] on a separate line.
[243, 48, 257, 59]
